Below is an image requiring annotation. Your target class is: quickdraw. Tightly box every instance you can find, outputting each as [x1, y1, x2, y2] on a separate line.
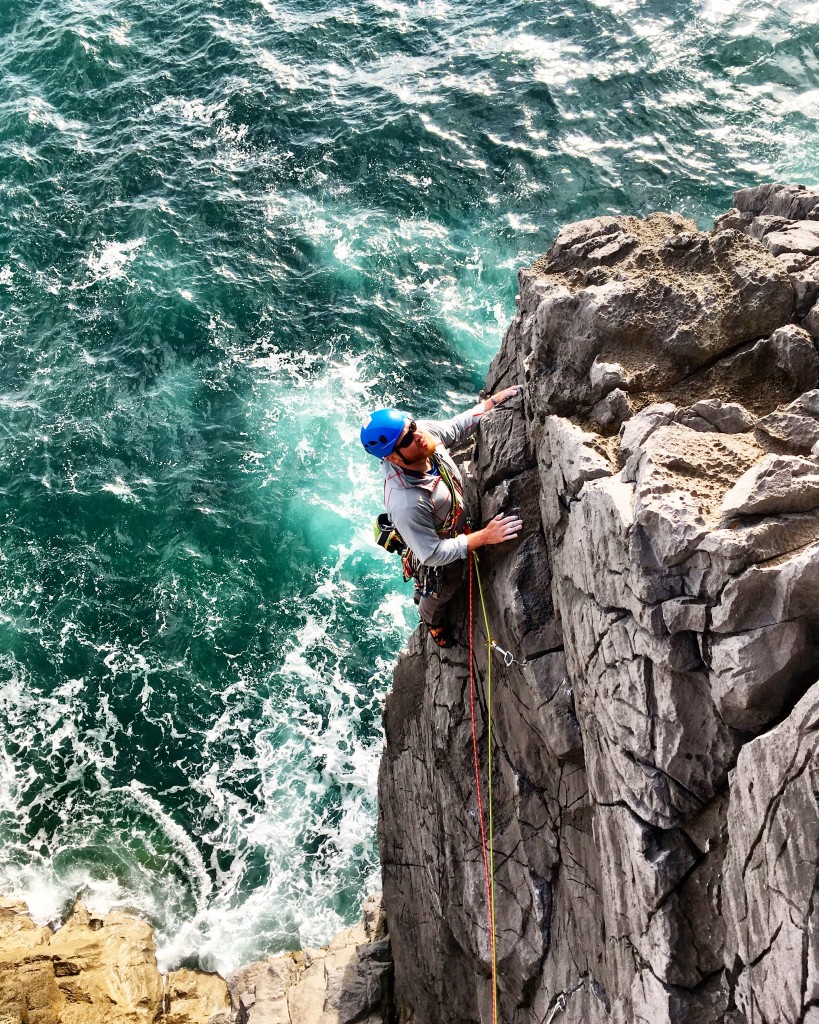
[488, 640, 528, 669]
[412, 562, 443, 598]
[544, 994, 567, 1024]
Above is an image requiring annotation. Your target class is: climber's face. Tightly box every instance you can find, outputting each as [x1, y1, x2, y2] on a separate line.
[388, 420, 438, 466]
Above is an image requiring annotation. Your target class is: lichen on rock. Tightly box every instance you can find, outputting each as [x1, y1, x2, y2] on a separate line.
[378, 183, 819, 1024]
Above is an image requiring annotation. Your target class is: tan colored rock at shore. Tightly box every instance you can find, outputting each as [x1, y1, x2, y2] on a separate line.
[0, 899, 229, 1024]
[0, 894, 392, 1024]
[226, 893, 392, 1024]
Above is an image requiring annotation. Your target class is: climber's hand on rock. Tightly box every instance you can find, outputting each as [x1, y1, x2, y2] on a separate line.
[467, 513, 523, 551]
[493, 385, 522, 404]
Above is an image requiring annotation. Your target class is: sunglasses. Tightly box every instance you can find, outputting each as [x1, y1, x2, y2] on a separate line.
[394, 420, 417, 452]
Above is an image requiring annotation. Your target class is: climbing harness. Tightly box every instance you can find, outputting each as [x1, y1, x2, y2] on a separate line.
[371, 514, 441, 593]
[406, 451, 467, 595]
[373, 450, 467, 598]
[469, 553, 498, 1024]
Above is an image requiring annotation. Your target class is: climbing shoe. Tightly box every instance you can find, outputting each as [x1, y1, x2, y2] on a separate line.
[427, 623, 455, 649]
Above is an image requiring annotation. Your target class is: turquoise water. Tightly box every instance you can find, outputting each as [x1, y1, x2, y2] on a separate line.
[0, 0, 817, 973]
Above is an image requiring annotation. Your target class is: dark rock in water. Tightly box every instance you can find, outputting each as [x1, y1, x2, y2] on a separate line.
[378, 184, 819, 1024]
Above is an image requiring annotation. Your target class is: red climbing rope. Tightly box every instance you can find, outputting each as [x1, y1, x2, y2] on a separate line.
[468, 554, 497, 1024]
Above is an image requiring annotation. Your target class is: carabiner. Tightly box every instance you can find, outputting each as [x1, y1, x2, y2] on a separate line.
[544, 993, 567, 1024]
[488, 640, 524, 668]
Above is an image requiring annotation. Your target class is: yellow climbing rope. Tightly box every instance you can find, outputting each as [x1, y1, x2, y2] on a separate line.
[471, 553, 498, 1024]
[470, 557, 554, 1024]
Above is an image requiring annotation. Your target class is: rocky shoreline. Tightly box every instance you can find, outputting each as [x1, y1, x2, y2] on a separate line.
[0, 894, 392, 1024]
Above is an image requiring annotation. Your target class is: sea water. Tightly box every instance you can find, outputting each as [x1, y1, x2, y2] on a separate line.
[0, 0, 816, 974]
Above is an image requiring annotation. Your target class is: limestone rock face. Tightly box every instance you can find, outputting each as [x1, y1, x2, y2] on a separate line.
[722, 686, 819, 1024]
[378, 184, 819, 1024]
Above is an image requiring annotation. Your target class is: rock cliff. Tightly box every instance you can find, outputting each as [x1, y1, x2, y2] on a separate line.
[378, 183, 819, 1024]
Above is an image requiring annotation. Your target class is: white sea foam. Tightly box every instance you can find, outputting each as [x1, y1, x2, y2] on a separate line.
[148, 96, 227, 125]
[83, 238, 146, 285]
[0, 335, 403, 976]
[26, 96, 86, 134]
[121, 782, 212, 911]
[101, 477, 140, 502]
[257, 49, 313, 92]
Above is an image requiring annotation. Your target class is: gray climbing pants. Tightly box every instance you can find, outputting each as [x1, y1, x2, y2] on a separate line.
[416, 560, 465, 628]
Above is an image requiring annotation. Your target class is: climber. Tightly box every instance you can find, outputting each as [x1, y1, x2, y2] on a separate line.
[360, 388, 523, 647]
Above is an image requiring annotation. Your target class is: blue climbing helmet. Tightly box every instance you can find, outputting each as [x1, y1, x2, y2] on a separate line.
[360, 408, 409, 458]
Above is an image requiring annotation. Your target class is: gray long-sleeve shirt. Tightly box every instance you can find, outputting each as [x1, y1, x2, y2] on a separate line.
[381, 409, 482, 567]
